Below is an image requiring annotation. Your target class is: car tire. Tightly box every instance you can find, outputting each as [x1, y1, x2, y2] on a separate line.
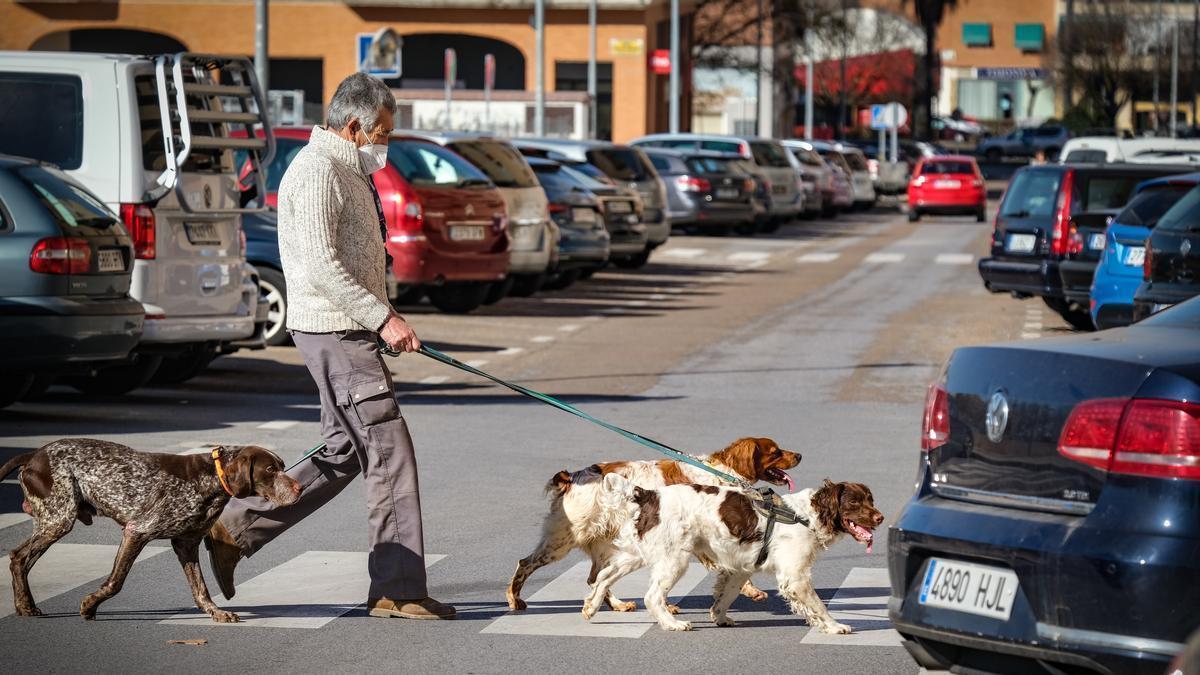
[256, 267, 291, 347]
[391, 285, 426, 306]
[1057, 306, 1097, 331]
[613, 249, 652, 269]
[734, 221, 759, 236]
[542, 268, 582, 291]
[759, 219, 783, 234]
[482, 276, 515, 305]
[578, 266, 602, 280]
[19, 375, 56, 401]
[976, 207, 987, 223]
[65, 354, 163, 396]
[427, 282, 490, 314]
[151, 348, 218, 385]
[985, 148, 1002, 163]
[508, 272, 547, 298]
[821, 205, 838, 219]
[907, 209, 920, 222]
[0, 373, 35, 409]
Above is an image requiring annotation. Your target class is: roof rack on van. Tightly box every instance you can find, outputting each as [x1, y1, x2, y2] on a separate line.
[150, 53, 275, 211]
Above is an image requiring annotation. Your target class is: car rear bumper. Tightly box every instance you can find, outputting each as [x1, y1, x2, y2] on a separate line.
[888, 466, 1198, 675]
[0, 296, 144, 371]
[389, 243, 510, 284]
[908, 192, 985, 209]
[643, 211, 671, 245]
[694, 202, 756, 226]
[766, 194, 804, 217]
[978, 257, 1062, 297]
[1058, 259, 1099, 303]
[1092, 302, 1134, 330]
[557, 230, 610, 268]
[141, 313, 255, 344]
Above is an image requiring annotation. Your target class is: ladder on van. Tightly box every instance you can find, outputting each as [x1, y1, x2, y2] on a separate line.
[150, 53, 276, 212]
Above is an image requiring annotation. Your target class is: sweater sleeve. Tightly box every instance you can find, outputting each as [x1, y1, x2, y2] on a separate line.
[289, 163, 393, 332]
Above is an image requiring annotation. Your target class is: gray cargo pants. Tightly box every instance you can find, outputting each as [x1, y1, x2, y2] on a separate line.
[219, 329, 427, 600]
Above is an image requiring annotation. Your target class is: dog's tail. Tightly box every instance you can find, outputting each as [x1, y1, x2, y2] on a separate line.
[0, 452, 33, 481]
[545, 464, 604, 498]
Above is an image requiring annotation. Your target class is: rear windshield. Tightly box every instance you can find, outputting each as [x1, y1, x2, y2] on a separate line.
[791, 148, 823, 166]
[560, 164, 610, 189]
[1114, 184, 1191, 228]
[1064, 149, 1108, 163]
[1075, 175, 1150, 212]
[686, 157, 739, 174]
[749, 142, 792, 168]
[648, 154, 674, 172]
[448, 140, 538, 188]
[921, 160, 976, 175]
[532, 164, 575, 192]
[567, 162, 614, 184]
[1000, 169, 1062, 218]
[1154, 185, 1200, 232]
[0, 72, 84, 170]
[701, 140, 743, 154]
[587, 148, 653, 181]
[17, 165, 119, 231]
[820, 151, 852, 173]
[388, 140, 491, 187]
[842, 151, 869, 171]
[135, 75, 229, 174]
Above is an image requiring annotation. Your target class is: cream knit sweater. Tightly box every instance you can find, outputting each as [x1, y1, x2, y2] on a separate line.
[277, 126, 392, 334]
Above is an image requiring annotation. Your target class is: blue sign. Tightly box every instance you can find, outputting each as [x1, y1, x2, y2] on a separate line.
[869, 104, 888, 130]
[358, 33, 401, 79]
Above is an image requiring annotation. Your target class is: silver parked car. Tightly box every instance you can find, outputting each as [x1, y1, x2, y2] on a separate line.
[781, 140, 831, 218]
[642, 148, 757, 233]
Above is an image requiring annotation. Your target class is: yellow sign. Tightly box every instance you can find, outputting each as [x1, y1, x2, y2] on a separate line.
[609, 38, 645, 56]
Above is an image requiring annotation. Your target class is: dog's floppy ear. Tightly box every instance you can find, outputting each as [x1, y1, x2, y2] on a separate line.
[812, 479, 843, 533]
[714, 438, 758, 480]
[222, 447, 256, 499]
[603, 472, 627, 492]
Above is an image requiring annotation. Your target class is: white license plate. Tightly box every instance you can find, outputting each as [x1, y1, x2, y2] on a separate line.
[772, 185, 787, 195]
[919, 558, 1019, 621]
[1006, 233, 1037, 253]
[571, 207, 596, 224]
[1088, 233, 1107, 250]
[97, 249, 124, 272]
[1123, 246, 1145, 267]
[933, 179, 961, 189]
[184, 222, 221, 245]
[606, 200, 632, 214]
[449, 225, 486, 241]
[715, 188, 738, 199]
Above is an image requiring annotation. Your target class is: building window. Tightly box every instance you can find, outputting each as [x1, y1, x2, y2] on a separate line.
[962, 23, 992, 47]
[555, 62, 613, 140]
[1014, 24, 1045, 51]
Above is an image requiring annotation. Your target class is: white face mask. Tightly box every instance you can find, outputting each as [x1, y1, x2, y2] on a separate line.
[356, 128, 388, 175]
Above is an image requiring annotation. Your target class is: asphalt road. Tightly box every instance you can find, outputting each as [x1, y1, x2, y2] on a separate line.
[0, 206, 1069, 674]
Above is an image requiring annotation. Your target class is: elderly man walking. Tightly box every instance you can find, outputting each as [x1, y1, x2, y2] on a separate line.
[206, 73, 454, 619]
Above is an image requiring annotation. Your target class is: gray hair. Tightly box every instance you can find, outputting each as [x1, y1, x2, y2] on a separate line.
[326, 72, 396, 132]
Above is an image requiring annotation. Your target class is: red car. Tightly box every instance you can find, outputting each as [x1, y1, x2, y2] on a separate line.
[239, 128, 511, 314]
[906, 155, 987, 222]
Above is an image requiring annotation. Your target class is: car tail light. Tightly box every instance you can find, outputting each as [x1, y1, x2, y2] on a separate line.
[30, 237, 91, 275]
[738, 142, 751, 159]
[675, 175, 711, 193]
[1143, 239, 1154, 280]
[1066, 221, 1084, 256]
[921, 381, 950, 451]
[743, 178, 755, 192]
[1049, 169, 1075, 255]
[120, 203, 156, 259]
[972, 178, 984, 188]
[492, 213, 508, 234]
[1059, 398, 1200, 479]
[388, 186, 426, 243]
[761, 178, 773, 193]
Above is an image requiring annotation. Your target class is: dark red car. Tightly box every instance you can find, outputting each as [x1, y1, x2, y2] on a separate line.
[239, 128, 511, 314]
[906, 155, 986, 222]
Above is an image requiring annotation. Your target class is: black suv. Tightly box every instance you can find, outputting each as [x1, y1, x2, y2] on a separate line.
[978, 163, 1192, 329]
[1134, 183, 1200, 319]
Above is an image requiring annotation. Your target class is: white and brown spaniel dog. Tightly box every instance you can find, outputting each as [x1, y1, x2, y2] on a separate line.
[506, 437, 800, 612]
[582, 475, 883, 632]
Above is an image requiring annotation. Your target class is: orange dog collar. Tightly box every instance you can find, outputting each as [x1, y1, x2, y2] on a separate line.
[211, 447, 234, 497]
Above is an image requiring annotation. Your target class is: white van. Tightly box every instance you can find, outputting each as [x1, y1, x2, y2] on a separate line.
[0, 52, 274, 392]
[1059, 136, 1200, 164]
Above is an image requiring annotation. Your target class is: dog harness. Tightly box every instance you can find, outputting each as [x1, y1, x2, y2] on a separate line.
[750, 487, 809, 567]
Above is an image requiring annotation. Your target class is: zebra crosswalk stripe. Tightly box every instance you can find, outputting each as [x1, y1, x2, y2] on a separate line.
[799, 567, 902, 646]
[160, 551, 446, 629]
[0, 543, 171, 619]
[0, 513, 31, 531]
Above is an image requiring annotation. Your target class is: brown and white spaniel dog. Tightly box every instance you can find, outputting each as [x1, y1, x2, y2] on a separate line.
[505, 437, 800, 612]
[582, 476, 883, 632]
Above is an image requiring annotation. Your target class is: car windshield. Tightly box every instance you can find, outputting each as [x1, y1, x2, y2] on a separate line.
[792, 148, 823, 167]
[921, 161, 975, 175]
[1139, 295, 1200, 328]
[686, 157, 738, 174]
[16, 165, 119, 230]
[587, 148, 652, 181]
[560, 164, 610, 189]
[388, 140, 491, 187]
[1000, 169, 1062, 218]
[842, 152, 869, 171]
[448, 140, 538, 188]
[1114, 184, 1192, 228]
[1154, 185, 1200, 232]
[749, 142, 792, 168]
[1064, 149, 1108, 163]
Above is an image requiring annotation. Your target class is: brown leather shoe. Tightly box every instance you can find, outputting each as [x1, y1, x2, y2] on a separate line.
[368, 596, 456, 620]
[204, 521, 243, 601]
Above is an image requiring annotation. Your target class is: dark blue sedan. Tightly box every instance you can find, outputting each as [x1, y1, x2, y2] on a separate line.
[888, 298, 1200, 674]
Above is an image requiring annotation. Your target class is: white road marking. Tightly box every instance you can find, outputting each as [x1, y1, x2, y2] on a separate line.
[800, 567, 902, 646]
[1023, 323, 1043, 331]
[530, 336, 555, 343]
[626, 300, 649, 307]
[497, 347, 525, 356]
[419, 375, 449, 385]
[727, 251, 771, 262]
[162, 552, 445, 629]
[864, 252, 905, 264]
[257, 420, 298, 431]
[480, 560, 710, 638]
[935, 253, 975, 265]
[558, 325, 581, 332]
[661, 247, 707, 259]
[181, 446, 218, 456]
[0, 513, 31, 530]
[465, 359, 489, 368]
[798, 252, 841, 263]
[0, 544, 170, 619]
[648, 294, 668, 301]
[1021, 332, 1041, 340]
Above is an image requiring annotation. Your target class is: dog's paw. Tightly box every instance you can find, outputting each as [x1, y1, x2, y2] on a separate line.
[661, 620, 693, 632]
[666, 603, 682, 615]
[611, 600, 637, 613]
[710, 613, 737, 627]
[79, 598, 99, 620]
[581, 603, 599, 621]
[743, 587, 768, 602]
[15, 605, 42, 617]
[507, 597, 527, 611]
[211, 609, 240, 624]
[819, 621, 852, 635]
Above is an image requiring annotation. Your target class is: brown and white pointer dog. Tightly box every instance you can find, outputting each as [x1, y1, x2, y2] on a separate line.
[0, 438, 300, 622]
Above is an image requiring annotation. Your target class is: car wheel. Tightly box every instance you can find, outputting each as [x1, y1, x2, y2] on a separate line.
[427, 282, 490, 314]
[508, 272, 547, 298]
[65, 354, 163, 396]
[734, 221, 759, 236]
[0, 374, 35, 409]
[256, 267, 290, 347]
[578, 266, 601, 280]
[483, 276, 515, 305]
[19, 375, 56, 401]
[759, 219, 783, 234]
[151, 348, 218, 385]
[976, 207, 987, 223]
[1057, 306, 1097, 331]
[391, 285, 426, 306]
[907, 209, 920, 222]
[542, 268, 581, 291]
[613, 249, 652, 269]
[985, 148, 1002, 162]
[821, 205, 838, 219]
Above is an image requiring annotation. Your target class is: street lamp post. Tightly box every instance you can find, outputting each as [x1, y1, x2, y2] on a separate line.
[589, 0, 597, 138]
[534, 0, 545, 136]
[255, 0, 269, 96]
[804, 0, 814, 139]
[669, 0, 680, 133]
[1172, 0, 1180, 137]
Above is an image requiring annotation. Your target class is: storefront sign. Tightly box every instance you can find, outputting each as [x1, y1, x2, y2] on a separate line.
[649, 49, 671, 75]
[975, 67, 1048, 81]
[610, 38, 645, 56]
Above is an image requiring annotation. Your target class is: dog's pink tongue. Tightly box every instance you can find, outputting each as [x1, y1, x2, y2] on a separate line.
[783, 473, 795, 493]
[866, 538, 874, 554]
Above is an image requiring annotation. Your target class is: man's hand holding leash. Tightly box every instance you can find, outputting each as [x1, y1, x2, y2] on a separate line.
[381, 312, 421, 354]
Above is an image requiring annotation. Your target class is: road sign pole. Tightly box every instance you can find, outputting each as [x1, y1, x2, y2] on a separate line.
[444, 48, 456, 128]
[588, 0, 597, 138]
[485, 53, 495, 132]
[669, 0, 680, 133]
[255, 0, 269, 96]
[535, 0, 545, 136]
